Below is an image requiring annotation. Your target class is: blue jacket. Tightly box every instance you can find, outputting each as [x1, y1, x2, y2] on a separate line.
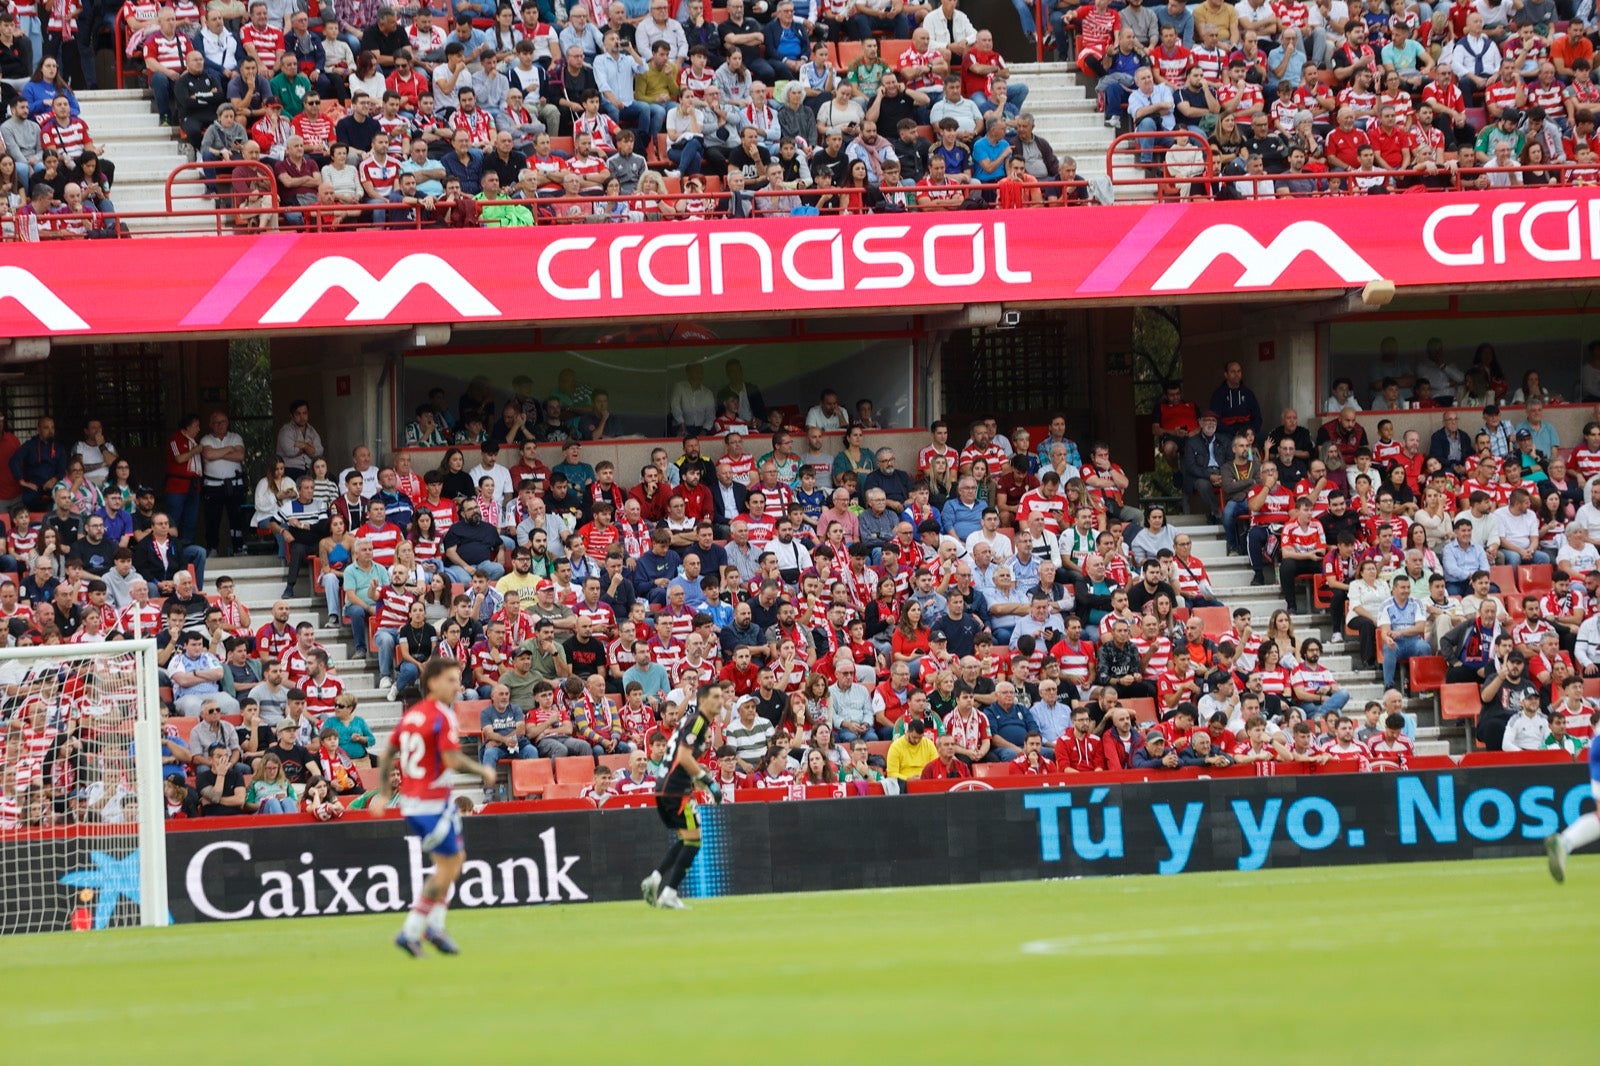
[9, 435, 64, 491]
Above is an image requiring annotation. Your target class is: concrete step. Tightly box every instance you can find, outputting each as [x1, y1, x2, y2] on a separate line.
[79, 88, 156, 102]
[1009, 62, 1079, 76]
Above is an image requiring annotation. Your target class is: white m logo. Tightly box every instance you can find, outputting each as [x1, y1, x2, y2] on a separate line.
[1151, 221, 1380, 292]
[259, 253, 501, 324]
[0, 265, 89, 331]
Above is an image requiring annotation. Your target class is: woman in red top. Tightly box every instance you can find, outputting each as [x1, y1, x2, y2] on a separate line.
[889, 599, 930, 671]
[165, 413, 203, 542]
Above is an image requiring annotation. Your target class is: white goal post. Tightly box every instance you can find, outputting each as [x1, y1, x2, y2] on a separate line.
[0, 638, 167, 934]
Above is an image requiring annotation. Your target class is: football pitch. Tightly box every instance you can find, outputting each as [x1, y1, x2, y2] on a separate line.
[5, 857, 1597, 1064]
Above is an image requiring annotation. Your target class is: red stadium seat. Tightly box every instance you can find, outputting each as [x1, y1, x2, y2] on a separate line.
[1122, 697, 1158, 726]
[1439, 683, 1480, 721]
[866, 741, 890, 757]
[454, 699, 489, 736]
[880, 38, 914, 65]
[1585, 678, 1600, 700]
[1192, 606, 1230, 638]
[1407, 656, 1447, 694]
[1407, 753, 1458, 771]
[555, 756, 597, 784]
[974, 762, 1011, 778]
[511, 759, 553, 798]
[168, 716, 199, 743]
[1515, 564, 1552, 593]
[1488, 565, 1518, 595]
[598, 753, 630, 772]
[543, 782, 590, 800]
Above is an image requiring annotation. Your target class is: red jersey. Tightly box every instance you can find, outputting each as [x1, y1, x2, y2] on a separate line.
[1422, 80, 1464, 117]
[1324, 126, 1370, 168]
[301, 673, 343, 716]
[355, 520, 403, 565]
[1053, 730, 1104, 772]
[1365, 733, 1413, 767]
[916, 442, 957, 474]
[1016, 488, 1065, 534]
[1568, 445, 1600, 482]
[390, 698, 461, 805]
[420, 497, 456, 537]
[1071, 5, 1119, 59]
[143, 31, 191, 75]
[1152, 44, 1191, 84]
[239, 24, 286, 73]
[1366, 124, 1412, 168]
[256, 621, 295, 661]
[1280, 519, 1327, 556]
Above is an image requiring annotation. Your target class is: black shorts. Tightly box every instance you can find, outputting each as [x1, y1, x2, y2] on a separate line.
[655, 792, 697, 832]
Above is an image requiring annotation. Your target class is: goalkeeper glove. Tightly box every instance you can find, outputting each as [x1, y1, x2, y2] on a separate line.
[694, 769, 721, 801]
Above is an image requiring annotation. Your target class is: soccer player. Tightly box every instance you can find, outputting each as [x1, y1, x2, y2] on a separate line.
[641, 683, 724, 910]
[370, 658, 497, 955]
[1545, 710, 1600, 883]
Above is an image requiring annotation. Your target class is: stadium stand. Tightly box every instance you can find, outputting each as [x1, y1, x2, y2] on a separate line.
[0, 337, 1597, 827]
[10, 1, 1600, 235]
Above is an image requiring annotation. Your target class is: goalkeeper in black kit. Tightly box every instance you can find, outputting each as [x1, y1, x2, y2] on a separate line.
[641, 685, 723, 911]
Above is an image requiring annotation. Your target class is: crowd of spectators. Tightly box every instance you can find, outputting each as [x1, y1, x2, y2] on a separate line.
[1081, 0, 1600, 193]
[1, 0, 1105, 233]
[3, 339, 1598, 826]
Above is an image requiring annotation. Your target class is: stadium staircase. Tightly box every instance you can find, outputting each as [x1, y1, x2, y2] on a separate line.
[1004, 61, 1114, 187]
[199, 510, 1453, 804]
[74, 88, 192, 232]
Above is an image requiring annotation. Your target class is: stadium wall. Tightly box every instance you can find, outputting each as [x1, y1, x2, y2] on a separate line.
[2, 765, 1590, 932]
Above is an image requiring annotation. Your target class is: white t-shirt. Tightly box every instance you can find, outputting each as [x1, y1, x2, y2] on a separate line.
[73, 440, 116, 483]
[200, 432, 245, 481]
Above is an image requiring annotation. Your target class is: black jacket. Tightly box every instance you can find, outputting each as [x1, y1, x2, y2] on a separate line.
[134, 535, 188, 583]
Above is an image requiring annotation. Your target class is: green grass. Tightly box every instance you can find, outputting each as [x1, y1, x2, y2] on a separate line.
[4, 858, 1598, 1064]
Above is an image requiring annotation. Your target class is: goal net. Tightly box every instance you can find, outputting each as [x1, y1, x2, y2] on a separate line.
[0, 639, 166, 935]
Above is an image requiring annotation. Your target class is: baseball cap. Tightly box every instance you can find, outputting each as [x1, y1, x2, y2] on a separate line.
[265, 96, 283, 107]
[275, 721, 298, 733]
[1199, 409, 1218, 421]
[536, 578, 555, 592]
[929, 630, 948, 643]
[1515, 428, 1533, 440]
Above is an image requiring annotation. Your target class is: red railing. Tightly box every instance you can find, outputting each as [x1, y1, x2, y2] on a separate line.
[6, 168, 1097, 240]
[163, 158, 282, 235]
[1103, 129, 1594, 201]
